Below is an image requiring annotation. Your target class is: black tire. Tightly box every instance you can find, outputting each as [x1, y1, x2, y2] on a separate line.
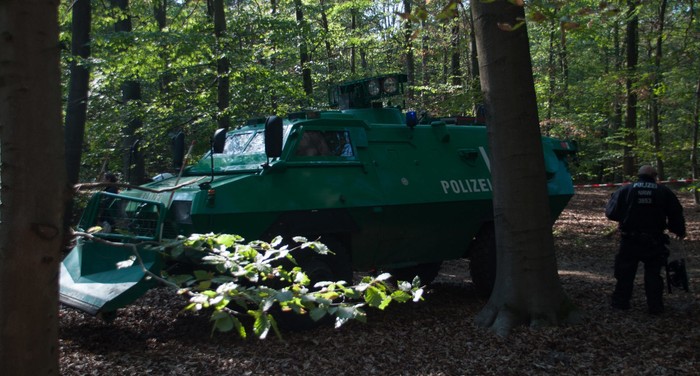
[389, 262, 442, 286]
[275, 235, 352, 331]
[468, 223, 496, 298]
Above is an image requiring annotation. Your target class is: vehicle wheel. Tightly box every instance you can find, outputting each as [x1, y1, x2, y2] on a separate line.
[468, 223, 496, 298]
[389, 262, 442, 286]
[274, 235, 352, 331]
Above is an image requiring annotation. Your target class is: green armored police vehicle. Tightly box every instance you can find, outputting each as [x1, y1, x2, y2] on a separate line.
[59, 74, 576, 316]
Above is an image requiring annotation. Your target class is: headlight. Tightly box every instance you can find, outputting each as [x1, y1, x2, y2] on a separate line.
[171, 200, 192, 224]
[368, 79, 380, 96]
[383, 77, 398, 94]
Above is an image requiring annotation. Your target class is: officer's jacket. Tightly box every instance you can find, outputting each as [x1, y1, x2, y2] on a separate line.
[605, 175, 686, 237]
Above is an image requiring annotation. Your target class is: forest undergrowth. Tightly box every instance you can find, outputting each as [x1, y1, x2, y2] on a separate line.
[59, 188, 700, 375]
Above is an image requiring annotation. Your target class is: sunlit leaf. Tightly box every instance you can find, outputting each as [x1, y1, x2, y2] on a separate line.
[364, 286, 387, 308]
[375, 272, 392, 282]
[86, 226, 103, 234]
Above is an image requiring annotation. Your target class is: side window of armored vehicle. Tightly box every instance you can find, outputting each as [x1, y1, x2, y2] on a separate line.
[295, 130, 354, 157]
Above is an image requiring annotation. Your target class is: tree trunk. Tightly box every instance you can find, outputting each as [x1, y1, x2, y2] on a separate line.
[692, 77, 700, 205]
[623, 0, 639, 177]
[471, 0, 578, 336]
[468, 7, 481, 114]
[319, 0, 335, 75]
[0, 1, 64, 374]
[403, 0, 415, 99]
[451, 8, 461, 86]
[350, 9, 356, 74]
[121, 80, 145, 184]
[610, 21, 623, 182]
[421, 0, 429, 87]
[112, 0, 145, 184]
[213, 0, 230, 131]
[63, 0, 91, 229]
[294, 0, 313, 97]
[154, 0, 173, 94]
[546, 26, 556, 121]
[650, 0, 667, 180]
[559, 24, 570, 111]
[65, 0, 91, 186]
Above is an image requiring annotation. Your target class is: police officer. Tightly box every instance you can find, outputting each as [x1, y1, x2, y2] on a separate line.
[605, 165, 686, 315]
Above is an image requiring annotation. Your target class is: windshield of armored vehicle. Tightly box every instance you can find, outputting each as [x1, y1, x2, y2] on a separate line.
[222, 126, 287, 156]
[224, 131, 262, 155]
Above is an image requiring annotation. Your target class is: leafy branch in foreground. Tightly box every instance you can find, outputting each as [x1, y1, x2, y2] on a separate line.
[164, 233, 425, 340]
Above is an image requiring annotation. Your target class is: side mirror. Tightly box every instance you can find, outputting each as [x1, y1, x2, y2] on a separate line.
[212, 128, 226, 154]
[265, 116, 283, 158]
[172, 132, 185, 169]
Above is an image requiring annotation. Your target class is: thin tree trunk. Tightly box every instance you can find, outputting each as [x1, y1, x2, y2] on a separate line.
[294, 0, 313, 97]
[451, 8, 461, 86]
[421, 0, 429, 87]
[403, 0, 415, 99]
[351, 9, 356, 74]
[154, 0, 173, 94]
[63, 0, 91, 229]
[213, 0, 230, 131]
[546, 26, 556, 121]
[113, 0, 145, 185]
[623, 0, 639, 177]
[319, 0, 335, 75]
[65, 0, 91, 186]
[610, 21, 624, 182]
[650, 0, 667, 179]
[0, 1, 64, 373]
[559, 24, 569, 111]
[692, 77, 700, 205]
[471, 0, 577, 336]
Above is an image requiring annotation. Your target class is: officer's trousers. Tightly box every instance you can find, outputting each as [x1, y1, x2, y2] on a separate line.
[611, 234, 667, 313]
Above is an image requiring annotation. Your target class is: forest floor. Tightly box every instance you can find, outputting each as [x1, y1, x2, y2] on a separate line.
[59, 188, 700, 375]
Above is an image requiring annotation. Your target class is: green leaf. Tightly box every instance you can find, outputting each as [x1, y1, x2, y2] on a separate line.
[270, 235, 283, 248]
[168, 273, 195, 286]
[412, 287, 424, 302]
[292, 236, 308, 243]
[197, 280, 212, 290]
[215, 234, 242, 247]
[390, 290, 412, 303]
[364, 286, 386, 308]
[378, 296, 392, 310]
[193, 269, 213, 281]
[232, 316, 246, 339]
[251, 310, 271, 339]
[275, 290, 294, 303]
[211, 311, 234, 333]
[170, 244, 185, 259]
[375, 273, 392, 282]
[310, 307, 327, 321]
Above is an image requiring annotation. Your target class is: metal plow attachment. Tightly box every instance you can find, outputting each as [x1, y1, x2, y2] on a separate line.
[59, 241, 163, 316]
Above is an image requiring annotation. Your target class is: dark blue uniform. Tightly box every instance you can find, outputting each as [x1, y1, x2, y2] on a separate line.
[605, 174, 685, 314]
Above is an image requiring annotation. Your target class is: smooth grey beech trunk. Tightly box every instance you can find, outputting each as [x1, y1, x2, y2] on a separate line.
[471, 0, 579, 336]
